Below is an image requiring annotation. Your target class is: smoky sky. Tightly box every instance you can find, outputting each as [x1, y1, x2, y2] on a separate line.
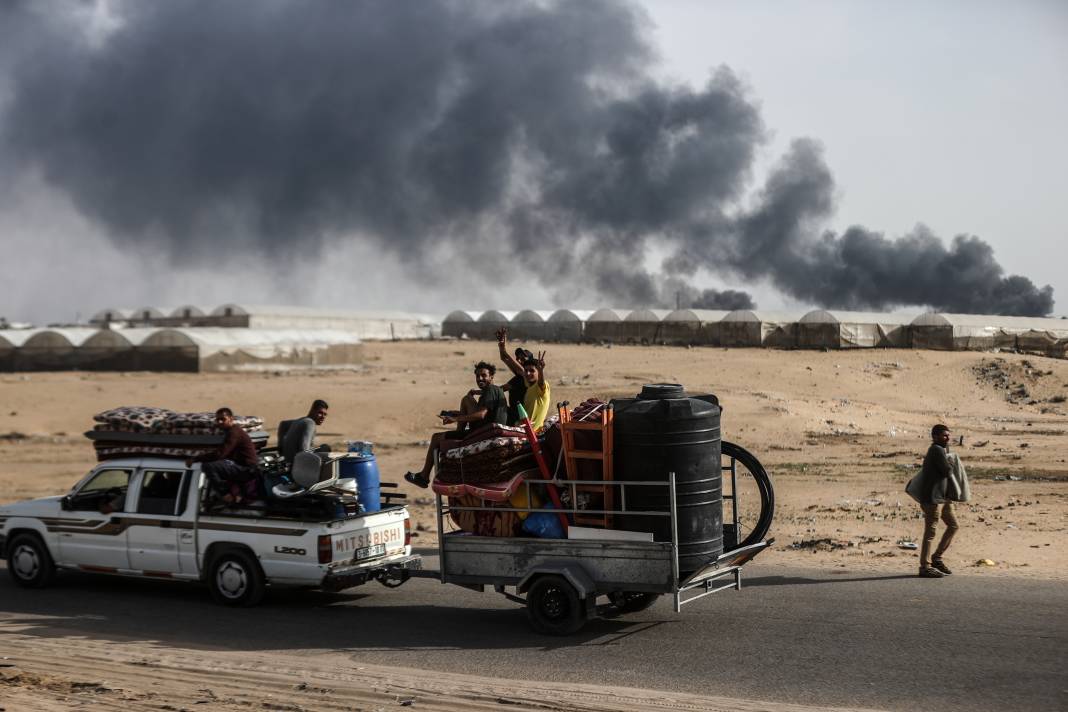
[0, 0, 1054, 316]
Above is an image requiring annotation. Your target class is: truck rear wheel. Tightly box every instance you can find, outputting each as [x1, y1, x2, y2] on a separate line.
[526, 575, 586, 635]
[208, 549, 266, 607]
[7, 533, 56, 589]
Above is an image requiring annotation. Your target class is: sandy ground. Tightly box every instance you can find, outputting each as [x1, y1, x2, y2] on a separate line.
[1, 342, 1067, 709]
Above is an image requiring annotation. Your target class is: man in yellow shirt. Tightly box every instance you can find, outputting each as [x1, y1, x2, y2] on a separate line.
[521, 350, 551, 430]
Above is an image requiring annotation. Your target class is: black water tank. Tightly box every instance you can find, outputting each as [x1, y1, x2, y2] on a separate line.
[611, 384, 722, 576]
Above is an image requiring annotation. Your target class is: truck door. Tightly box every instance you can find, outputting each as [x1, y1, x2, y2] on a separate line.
[57, 466, 133, 570]
[125, 468, 189, 574]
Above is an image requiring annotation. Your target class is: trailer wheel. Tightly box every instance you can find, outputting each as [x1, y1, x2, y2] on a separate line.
[7, 533, 56, 589]
[208, 549, 266, 607]
[526, 575, 586, 635]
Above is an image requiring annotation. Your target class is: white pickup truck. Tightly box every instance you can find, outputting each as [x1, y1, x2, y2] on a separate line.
[0, 457, 420, 605]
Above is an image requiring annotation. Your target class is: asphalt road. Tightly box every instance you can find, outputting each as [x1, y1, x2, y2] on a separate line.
[0, 557, 1064, 712]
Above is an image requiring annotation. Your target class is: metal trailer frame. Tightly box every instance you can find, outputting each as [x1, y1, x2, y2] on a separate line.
[418, 465, 770, 617]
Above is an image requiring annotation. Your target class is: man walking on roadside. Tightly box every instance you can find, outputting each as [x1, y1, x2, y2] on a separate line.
[908, 424, 963, 578]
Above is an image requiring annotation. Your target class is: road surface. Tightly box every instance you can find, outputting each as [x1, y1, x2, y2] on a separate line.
[0, 556, 1063, 711]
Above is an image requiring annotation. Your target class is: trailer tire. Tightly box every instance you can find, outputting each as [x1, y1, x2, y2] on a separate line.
[7, 533, 56, 589]
[721, 441, 775, 551]
[526, 575, 586, 636]
[208, 548, 266, 607]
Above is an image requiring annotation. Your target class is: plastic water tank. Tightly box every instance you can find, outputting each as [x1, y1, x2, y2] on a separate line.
[611, 383, 723, 576]
[339, 454, 381, 513]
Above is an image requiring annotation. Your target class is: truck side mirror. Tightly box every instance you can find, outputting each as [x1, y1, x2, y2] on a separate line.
[60, 495, 72, 511]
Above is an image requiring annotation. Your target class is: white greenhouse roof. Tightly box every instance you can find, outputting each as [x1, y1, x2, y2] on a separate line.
[169, 305, 208, 317]
[0, 329, 44, 349]
[721, 310, 805, 323]
[90, 308, 133, 322]
[664, 309, 729, 323]
[140, 328, 362, 357]
[624, 309, 671, 322]
[443, 310, 481, 323]
[22, 328, 100, 348]
[476, 310, 518, 323]
[587, 308, 632, 322]
[548, 309, 595, 322]
[911, 312, 1068, 332]
[511, 310, 555, 322]
[800, 310, 918, 325]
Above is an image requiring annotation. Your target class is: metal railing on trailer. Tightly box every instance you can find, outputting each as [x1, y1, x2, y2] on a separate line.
[428, 470, 770, 615]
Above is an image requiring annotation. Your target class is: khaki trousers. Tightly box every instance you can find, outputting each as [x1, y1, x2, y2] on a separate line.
[920, 502, 958, 568]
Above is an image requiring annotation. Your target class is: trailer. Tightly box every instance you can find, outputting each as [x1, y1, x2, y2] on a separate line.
[414, 444, 773, 635]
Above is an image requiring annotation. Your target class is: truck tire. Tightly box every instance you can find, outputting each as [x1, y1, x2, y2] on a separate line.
[526, 575, 586, 636]
[208, 549, 266, 607]
[7, 533, 56, 588]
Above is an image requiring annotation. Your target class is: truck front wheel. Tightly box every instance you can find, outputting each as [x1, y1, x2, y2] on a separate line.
[7, 533, 56, 588]
[526, 575, 587, 635]
[208, 549, 266, 606]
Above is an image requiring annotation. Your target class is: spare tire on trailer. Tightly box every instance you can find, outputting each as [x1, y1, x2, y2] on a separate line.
[721, 441, 774, 551]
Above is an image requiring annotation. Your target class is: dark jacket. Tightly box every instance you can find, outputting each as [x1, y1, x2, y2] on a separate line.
[913, 443, 951, 505]
[195, 425, 258, 468]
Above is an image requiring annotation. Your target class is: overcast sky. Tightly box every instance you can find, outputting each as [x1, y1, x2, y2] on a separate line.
[640, 0, 1068, 313]
[0, 0, 1065, 324]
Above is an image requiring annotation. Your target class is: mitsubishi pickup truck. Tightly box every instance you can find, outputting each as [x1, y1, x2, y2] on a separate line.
[0, 457, 420, 605]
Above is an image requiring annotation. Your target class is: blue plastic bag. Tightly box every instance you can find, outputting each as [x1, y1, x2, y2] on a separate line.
[521, 505, 565, 539]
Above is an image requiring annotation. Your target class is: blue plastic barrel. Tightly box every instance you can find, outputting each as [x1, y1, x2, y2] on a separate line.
[339, 454, 381, 513]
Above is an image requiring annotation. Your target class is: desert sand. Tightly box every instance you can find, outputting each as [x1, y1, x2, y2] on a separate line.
[1, 342, 1066, 709]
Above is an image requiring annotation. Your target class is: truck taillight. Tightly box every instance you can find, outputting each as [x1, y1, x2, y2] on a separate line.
[318, 535, 332, 564]
[404, 519, 411, 547]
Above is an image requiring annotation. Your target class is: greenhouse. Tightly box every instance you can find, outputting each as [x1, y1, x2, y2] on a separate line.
[583, 309, 631, 343]
[137, 328, 364, 372]
[508, 310, 555, 342]
[473, 310, 518, 341]
[14, 329, 99, 370]
[660, 310, 728, 345]
[546, 309, 594, 342]
[714, 311, 803, 348]
[909, 313, 1068, 351]
[441, 310, 481, 339]
[797, 310, 916, 349]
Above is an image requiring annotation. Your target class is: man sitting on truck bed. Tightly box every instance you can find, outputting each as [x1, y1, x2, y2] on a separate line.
[186, 407, 260, 504]
[280, 399, 330, 464]
[404, 361, 508, 488]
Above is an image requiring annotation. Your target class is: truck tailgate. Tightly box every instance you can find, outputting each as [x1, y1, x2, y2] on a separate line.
[325, 508, 409, 565]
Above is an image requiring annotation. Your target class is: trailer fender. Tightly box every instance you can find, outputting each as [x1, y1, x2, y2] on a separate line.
[517, 564, 596, 599]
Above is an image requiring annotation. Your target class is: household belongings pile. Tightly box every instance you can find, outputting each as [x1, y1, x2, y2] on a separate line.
[86, 405, 266, 461]
[432, 401, 606, 538]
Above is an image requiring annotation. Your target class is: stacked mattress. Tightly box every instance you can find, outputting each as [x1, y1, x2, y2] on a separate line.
[87, 405, 266, 461]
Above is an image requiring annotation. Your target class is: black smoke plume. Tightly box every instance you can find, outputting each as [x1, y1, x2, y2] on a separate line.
[0, 1, 1054, 315]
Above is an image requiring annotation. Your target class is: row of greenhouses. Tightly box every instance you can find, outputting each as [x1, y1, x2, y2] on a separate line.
[442, 309, 1068, 353]
[0, 328, 364, 372]
[90, 304, 437, 339]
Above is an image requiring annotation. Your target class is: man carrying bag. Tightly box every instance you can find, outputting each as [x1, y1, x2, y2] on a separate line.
[906, 424, 970, 578]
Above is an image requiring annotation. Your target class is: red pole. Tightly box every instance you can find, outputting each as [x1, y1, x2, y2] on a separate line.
[518, 405, 568, 532]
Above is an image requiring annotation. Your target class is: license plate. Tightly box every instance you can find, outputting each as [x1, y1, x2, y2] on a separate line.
[354, 543, 386, 561]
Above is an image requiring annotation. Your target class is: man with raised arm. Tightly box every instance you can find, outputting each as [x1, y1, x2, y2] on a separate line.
[495, 327, 535, 426]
